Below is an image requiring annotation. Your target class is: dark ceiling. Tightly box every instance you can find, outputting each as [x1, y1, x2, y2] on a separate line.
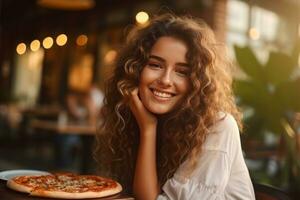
[2, 0, 299, 31]
[0, 0, 153, 38]
[1, 0, 299, 43]
[2, 0, 130, 25]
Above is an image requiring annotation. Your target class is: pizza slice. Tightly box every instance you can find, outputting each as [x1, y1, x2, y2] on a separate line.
[7, 172, 122, 199]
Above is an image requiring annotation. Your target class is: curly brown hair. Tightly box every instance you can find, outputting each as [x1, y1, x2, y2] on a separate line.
[94, 13, 242, 193]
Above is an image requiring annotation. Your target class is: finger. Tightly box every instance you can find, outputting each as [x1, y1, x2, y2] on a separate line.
[129, 88, 138, 108]
[129, 88, 145, 115]
[130, 88, 142, 106]
[130, 88, 138, 98]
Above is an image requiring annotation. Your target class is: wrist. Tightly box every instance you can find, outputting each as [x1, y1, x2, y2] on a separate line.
[139, 126, 157, 140]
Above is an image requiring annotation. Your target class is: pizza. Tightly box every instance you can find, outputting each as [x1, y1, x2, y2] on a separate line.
[6, 172, 122, 199]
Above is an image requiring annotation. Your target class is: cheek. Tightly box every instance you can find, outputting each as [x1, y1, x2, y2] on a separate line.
[138, 69, 151, 98]
[138, 69, 148, 89]
[139, 68, 158, 86]
[177, 79, 191, 96]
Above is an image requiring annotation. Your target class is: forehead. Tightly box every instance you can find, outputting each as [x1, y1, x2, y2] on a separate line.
[150, 36, 188, 63]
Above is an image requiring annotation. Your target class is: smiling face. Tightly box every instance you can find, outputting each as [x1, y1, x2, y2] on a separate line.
[138, 36, 191, 115]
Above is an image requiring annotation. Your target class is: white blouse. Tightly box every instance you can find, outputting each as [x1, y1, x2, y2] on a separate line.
[157, 113, 255, 200]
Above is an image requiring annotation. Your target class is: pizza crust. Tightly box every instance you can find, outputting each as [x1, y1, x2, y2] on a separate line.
[30, 183, 123, 199]
[7, 179, 32, 193]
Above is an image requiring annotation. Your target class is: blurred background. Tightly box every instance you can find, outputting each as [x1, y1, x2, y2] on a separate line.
[0, 0, 300, 198]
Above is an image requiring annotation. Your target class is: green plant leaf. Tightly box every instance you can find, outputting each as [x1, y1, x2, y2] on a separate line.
[265, 52, 296, 85]
[291, 39, 300, 65]
[242, 113, 265, 139]
[234, 45, 265, 82]
[234, 80, 286, 135]
[233, 80, 268, 109]
[276, 78, 300, 111]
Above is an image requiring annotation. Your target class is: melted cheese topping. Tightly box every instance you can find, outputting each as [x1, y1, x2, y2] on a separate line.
[13, 173, 117, 193]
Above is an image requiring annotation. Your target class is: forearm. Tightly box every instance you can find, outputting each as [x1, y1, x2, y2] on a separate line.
[66, 98, 81, 119]
[133, 128, 159, 200]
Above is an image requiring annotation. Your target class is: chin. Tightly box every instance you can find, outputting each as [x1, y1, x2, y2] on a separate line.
[145, 104, 172, 115]
[150, 109, 169, 115]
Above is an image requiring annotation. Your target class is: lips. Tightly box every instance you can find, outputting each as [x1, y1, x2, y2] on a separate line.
[151, 88, 175, 99]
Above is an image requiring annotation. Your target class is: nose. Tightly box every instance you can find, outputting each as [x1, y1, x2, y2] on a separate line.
[158, 69, 172, 87]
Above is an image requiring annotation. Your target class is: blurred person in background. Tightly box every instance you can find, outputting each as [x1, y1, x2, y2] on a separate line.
[95, 13, 255, 199]
[56, 84, 103, 170]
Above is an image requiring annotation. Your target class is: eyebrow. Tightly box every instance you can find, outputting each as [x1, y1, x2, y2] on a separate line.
[149, 55, 189, 67]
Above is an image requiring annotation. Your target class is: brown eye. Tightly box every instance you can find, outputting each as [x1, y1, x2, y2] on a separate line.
[175, 68, 190, 77]
[147, 62, 162, 69]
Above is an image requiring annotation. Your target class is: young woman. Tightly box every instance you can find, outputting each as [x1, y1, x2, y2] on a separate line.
[95, 13, 255, 200]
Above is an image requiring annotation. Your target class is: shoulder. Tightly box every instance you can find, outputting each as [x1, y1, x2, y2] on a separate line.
[213, 112, 239, 132]
[203, 112, 240, 153]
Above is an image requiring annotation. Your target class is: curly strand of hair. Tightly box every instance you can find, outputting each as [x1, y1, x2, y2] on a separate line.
[114, 103, 126, 132]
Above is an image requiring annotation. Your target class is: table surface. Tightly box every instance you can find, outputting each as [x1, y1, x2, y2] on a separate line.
[29, 119, 97, 173]
[30, 119, 96, 135]
[0, 180, 134, 200]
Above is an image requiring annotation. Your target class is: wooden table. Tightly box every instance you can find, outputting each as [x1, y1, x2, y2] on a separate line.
[30, 119, 97, 135]
[29, 119, 97, 173]
[0, 180, 134, 200]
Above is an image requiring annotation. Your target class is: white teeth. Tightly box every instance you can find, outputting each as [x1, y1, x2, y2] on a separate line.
[153, 90, 173, 98]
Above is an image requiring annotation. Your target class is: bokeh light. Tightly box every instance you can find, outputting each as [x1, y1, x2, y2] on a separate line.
[104, 50, 117, 64]
[30, 40, 41, 51]
[135, 11, 149, 25]
[56, 34, 68, 46]
[42, 37, 54, 49]
[76, 34, 88, 46]
[249, 27, 260, 40]
[16, 43, 26, 55]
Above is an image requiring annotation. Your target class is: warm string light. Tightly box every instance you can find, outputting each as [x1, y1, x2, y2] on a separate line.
[16, 33, 92, 55]
[30, 40, 41, 51]
[56, 34, 68, 46]
[135, 11, 149, 25]
[16, 43, 26, 55]
[43, 37, 54, 49]
[76, 34, 88, 46]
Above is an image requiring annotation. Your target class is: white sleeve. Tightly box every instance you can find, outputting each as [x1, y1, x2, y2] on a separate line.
[157, 149, 228, 200]
[158, 151, 228, 200]
[224, 116, 255, 199]
[157, 113, 255, 200]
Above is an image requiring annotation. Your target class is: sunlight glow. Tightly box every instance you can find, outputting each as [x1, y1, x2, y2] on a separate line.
[249, 27, 260, 40]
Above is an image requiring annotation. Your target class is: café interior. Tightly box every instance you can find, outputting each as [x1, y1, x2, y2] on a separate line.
[0, 0, 300, 199]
